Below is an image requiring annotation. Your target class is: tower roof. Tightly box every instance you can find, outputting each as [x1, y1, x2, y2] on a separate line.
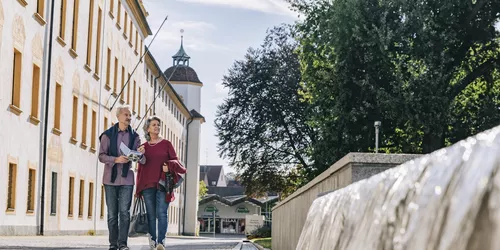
[165, 30, 202, 84]
[172, 30, 190, 66]
[164, 65, 202, 83]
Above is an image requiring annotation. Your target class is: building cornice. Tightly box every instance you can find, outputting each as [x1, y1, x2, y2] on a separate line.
[169, 80, 203, 87]
[126, 0, 152, 37]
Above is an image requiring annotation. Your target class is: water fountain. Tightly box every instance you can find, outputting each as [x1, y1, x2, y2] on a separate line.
[297, 126, 500, 250]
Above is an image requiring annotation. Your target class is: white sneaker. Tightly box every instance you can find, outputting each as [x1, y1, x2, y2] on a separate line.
[148, 238, 156, 250]
[156, 244, 165, 250]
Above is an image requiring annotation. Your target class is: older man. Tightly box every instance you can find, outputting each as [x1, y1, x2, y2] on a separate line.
[99, 105, 146, 250]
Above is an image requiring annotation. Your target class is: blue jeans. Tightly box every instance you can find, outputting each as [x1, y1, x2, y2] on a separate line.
[104, 185, 133, 248]
[141, 187, 170, 245]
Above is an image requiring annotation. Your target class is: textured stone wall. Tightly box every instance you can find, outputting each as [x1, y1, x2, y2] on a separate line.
[271, 153, 420, 250]
[297, 125, 500, 250]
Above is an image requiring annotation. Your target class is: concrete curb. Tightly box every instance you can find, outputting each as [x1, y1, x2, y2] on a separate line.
[250, 241, 269, 250]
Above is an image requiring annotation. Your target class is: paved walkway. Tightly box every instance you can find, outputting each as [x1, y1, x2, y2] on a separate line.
[0, 235, 258, 250]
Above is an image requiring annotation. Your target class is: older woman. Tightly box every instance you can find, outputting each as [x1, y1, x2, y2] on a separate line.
[136, 116, 186, 250]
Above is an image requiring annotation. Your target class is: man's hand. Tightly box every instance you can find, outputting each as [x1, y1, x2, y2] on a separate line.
[162, 162, 169, 172]
[138, 145, 145, 154]
[114, 155, 130, 164]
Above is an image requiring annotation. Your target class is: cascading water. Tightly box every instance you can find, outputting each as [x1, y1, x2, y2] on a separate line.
[296, 126, 500, 250]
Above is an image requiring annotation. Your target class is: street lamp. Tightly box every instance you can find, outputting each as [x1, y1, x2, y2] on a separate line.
[374, 121, 381, 153]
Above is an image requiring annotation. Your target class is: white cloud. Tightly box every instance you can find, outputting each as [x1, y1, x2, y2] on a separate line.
[148, 20, 225, 52]
[143, 2, 225, 52]
[175, 0, 296, 17]
[172, 20, 216, 31]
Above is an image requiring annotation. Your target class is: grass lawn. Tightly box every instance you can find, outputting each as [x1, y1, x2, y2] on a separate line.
[252, 238, 272, 249]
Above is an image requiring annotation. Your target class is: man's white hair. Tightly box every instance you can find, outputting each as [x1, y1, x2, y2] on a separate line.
[116, 105, 131, 117]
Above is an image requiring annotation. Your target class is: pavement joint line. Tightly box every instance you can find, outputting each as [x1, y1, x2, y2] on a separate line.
[232, 242, 243, 250]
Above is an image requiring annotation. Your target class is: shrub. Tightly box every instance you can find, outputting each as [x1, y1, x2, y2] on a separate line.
[247, 225, 271, 239]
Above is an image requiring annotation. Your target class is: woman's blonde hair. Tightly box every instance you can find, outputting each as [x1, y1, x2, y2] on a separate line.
[143, 116, 162, 141]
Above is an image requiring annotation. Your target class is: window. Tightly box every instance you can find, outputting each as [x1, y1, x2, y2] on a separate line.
[71, 96, 78, 142]
[132, 81, 136, 112]
[37, 0, 45, 18]
[129, 21, 133, 44]
[70, 0, 80, 53]
[135, 30, 138, 53]
[82, 103, 88, 146]
[50, 172, 57, 215]
[120, 66, 125, 103]
[104, 116, 108, 132]
[105, 48, 111, 89]
[146, 69, 149, 82]
[78, 179, 84, 217]
[117, 0, 121, 27]
[113, 57, 118, 94]
[88, 182, 94, 218]
[91, 110, 97, 150]
[53, 83, 62, 134]
[123, 12, 128, 37]
[109, 0, 114, 17]
[85, 0, 94, 67]
[11, 49, 22, 114]
[94, 8, 102, 75]
[100, 185, 105, 219]
[30, 64, 41, 122]
[27, 168, 36, 213]
[58, 0, 67, 41]
[68, 176, 75, 217]
[138, 87, 141, 117]
[127, 73, 131, 104]
[7, 163, 17, 211]
[140, 39, 143, 57]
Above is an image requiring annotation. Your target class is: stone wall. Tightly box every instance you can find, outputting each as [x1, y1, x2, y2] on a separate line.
[271, 153, 420, 250]
[296, 126, 500, 250]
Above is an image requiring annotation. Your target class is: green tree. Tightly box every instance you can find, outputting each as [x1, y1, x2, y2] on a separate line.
[215, 25, 315, 195]
[288, 0, 500, 173]
[199, 181, 208, 200]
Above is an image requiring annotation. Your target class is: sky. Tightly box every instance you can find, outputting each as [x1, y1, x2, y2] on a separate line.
[141, 0, 299, 173]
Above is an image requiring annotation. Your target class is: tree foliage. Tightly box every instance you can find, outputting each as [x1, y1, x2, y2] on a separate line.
[214, 25, 315, 196]
[217, 0, 500, 195]
[288, 0, 500, 173]
[199, 181, 208, 200]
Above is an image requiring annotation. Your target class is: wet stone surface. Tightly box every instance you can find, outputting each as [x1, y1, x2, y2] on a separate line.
[0, 235, 246, 250]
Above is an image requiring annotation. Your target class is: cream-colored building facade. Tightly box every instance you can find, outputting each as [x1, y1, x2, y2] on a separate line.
[0, 0, 203, 236]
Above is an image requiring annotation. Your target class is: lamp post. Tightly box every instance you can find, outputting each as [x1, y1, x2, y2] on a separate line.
[374, 121, 381, 153]
[213, 210, 216, 238]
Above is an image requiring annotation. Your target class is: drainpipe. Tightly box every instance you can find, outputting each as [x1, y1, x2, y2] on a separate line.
[153, 74, 161, 115]
[93, 0, 109, 234]
[182, 117, 193, 235]
[39, 0, 57, 236]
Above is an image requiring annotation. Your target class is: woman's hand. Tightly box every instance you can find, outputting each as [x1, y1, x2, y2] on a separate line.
[162, 162, 169, 172]
[138, 145, 145, 154]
